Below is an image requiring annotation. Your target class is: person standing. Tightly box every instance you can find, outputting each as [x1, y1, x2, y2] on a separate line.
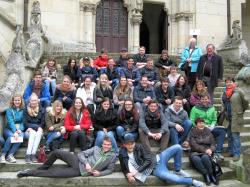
[196, 44, 223, 101]
[179, 38, 202, 89]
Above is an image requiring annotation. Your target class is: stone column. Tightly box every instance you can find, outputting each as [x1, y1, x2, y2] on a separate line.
[79, 2, 97, 52]
[130, 13, 142, 53]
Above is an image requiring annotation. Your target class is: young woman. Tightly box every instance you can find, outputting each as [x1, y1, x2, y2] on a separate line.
[24, 93, 45, 163]
[93, 74, 113, 108]
[42, 58, 58, 96]
[168, 66, 180, 87]
[222, 77, 249, 161]
[76, 76, 96, 117]
[93, 97, 118, 153]
[189, 118, 218, 185]
[116, 98, 139, 143]
[64, 97, 92, 153]
[173, 75, 191, 113]
[44, 100, 67, 153]
[113, 76, 133, 110]
[190, 80, 211, 107]
[0, 94, 25, 163]
[54, 75, 76, 110]
[63, 58, 78, 85]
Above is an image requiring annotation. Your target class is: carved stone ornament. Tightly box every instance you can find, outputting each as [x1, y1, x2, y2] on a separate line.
[124, 0, 143, 14]
[0, 1, 45, 111]
[170, 12, 193, 22]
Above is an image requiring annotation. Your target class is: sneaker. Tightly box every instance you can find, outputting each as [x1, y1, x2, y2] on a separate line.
[0, 155, 6, 163]
[25, 155, 31, 164]
[31, 154, 38, 163]
[232, 156, 240, 162]
[6, 155, 16, 163]
[175, 169, 191, 178]
[193, 179, 205, 187]
[17, 169, 32, 178]
[215, 153, 224, 160]
[44, 145, 50, 154]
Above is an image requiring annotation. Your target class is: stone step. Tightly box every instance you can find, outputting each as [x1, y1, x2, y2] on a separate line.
[0, 168, 236, 187]
[0, 156, 232, 173]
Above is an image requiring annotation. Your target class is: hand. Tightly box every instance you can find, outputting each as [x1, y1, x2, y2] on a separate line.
[126, 173, 136, 183]
[60, 127, 66, 134]
[74, 125, 81, 130]
[108, 81, 112, 85]
[206, 149, 212, 156]
[63, 96, 67, 101]
[183, 99, 187, 104]
[165, 99, 171, 104]
[175, 124, 184, 132]
[103, 128, 107, 133]
[13, 132, 19, 140]
[92, 170, 100, 177]
[49, 126, 54, 131]
[182, 141, 189, 148]
[130, 171, 138, 176]
[37, 127, 43, 133]
[85, 163, 92, 172]
[155, 133, 162, 140]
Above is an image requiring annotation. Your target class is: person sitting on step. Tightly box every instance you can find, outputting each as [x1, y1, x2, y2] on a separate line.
[119, 134, 204, 187]
[17, 136, 117, 178]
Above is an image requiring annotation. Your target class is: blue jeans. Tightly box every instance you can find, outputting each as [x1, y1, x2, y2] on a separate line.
[211, 127, 226, 153]
[2, 128, 24, 156]
[170, 120, 192, 145]
[153, 144, 193, 185]
[95, 131, 118, 153]
[227, 124, 241, 157]
[0, 136, 5, 147]
[45, 79, 57, 95]
[116, 126, 138, 141]
[46, 132, 62, 146]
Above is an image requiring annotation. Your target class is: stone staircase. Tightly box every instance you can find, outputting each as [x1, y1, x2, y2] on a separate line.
[0, 53, 249, 186]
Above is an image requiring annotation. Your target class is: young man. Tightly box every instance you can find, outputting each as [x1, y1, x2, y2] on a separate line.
[119, 135, 204, 187]
[164, 96, 192, 147]
[17, 136, 117, 178]
[133, 46, 148, 69]
[23, 70, 51, 108]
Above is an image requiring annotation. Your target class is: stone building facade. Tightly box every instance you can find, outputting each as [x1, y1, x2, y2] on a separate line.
[0, 0, 249, 61]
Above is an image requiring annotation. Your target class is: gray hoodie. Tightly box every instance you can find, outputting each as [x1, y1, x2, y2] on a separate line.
[164, 104, 189, 127]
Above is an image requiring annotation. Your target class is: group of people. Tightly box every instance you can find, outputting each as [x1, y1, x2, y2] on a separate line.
[0, 38, 248, 187]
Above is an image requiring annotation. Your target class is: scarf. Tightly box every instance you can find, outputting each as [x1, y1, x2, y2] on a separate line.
[27, 105, 39, 117]
[33, 82, 42, 98]
[46, 63, 56, 74]
[225, 83, 236, 98]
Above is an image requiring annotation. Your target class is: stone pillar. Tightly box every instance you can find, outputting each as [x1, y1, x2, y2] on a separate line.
[130, 13, 142, 53]
[79, 2, 97, 52]
[242, 148, 250, 183]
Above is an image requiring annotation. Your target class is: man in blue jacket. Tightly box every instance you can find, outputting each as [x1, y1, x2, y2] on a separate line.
[23, 70, 51, 108]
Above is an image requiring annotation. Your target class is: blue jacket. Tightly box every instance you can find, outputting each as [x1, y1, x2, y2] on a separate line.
[179, 46, 202, 72]
[133, 85, 156, 103]
[23, 80, 50, 104]
[5, 108, 25, 132]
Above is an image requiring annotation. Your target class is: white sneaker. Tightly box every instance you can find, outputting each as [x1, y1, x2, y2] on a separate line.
[193, 179, 205, 187]
[6, 155, 16, 163]
[0, 155, 6, 163]
[175, 169, 191, 178]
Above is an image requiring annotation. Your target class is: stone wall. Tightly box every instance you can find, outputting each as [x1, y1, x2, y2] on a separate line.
[242, 0, 250, 50]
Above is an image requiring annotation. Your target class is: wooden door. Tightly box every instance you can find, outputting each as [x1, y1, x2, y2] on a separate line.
[96, 0, 128, 52]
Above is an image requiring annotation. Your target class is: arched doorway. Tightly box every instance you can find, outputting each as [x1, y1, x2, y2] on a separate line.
[96, 0, 128, 53]
[140, 3, 168, 53]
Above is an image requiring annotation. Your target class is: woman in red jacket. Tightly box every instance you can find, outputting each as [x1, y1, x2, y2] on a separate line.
[64, 97, 92, 153]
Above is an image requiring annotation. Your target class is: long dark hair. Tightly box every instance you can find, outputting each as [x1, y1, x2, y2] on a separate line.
[67, 58, 77, 69]
[119, 98, 139, 122]
[69, 97, 87, 121]
[175, 75, 188, 87]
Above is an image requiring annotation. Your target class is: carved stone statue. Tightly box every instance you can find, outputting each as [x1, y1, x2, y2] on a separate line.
[222, 20, 242, 48]
[0, 1, 45, 111]
[125, 0, 143, 14]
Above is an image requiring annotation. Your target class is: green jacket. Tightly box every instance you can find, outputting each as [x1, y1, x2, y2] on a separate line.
[190, 105, 217, 126]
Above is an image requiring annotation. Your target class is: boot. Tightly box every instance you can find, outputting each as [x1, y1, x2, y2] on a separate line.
[210, 174, 219, 185]
[203, 174, 211, 186]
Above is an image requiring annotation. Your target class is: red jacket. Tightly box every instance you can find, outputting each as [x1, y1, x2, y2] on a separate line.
[94, 56, 108, 69]
[64, 108, 92, 135]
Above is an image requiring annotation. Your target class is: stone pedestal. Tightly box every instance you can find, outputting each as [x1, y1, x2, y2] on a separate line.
[242, 148, 250, 183]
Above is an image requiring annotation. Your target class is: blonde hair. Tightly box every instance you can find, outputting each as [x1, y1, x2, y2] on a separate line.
[97, 74, 112, 90]
[50, 100, 64, 117]
[10, 94, 24, 108]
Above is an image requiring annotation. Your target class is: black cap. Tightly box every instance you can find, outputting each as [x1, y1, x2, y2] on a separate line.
[124, 134, 135, 143]
[120, 47, 128, 52]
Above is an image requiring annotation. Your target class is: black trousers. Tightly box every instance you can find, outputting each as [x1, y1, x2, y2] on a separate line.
[31, 149, 81, 178]
[69, 130, 87, 152]
[190, 154, 213, 175]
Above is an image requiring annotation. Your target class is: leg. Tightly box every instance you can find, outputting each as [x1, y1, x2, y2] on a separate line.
[169, 127, 179, 145]
[190, 155, 209, 175]
[231, 132, 241, 157]
[160, 132, 170, 152]
[31, 129, 43, 155]
[77, 130, 87, 151]
[116, 126, 125, 139]
[69, 131, 79, 152]
[8, 132, 24, 156]
[0, 136, 5, 147]
[26, 130, 36, 155]
[139, 129, 151, 152]
[201, 154, 213, 175]
[226, 124, 233, 155]
[179, 120, 192, 144]
[95, 131, 106, 147]
[51, 79, 57, 95]
[2, 128, 14, 155]
[46, 132, 61, 146]
[211, 128, 226, 153]
[107, 131, 119, 153]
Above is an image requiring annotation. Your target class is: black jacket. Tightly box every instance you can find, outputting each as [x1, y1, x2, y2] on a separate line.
[119, 144, 156, 177]
[63, 65, 79, 83]
[173, 85, 191, 100]
[155, 86, 175, 106]
[196, 54, 223, 87]
[93, 108, 118, 132]
[23, 105, 45, 130]
[154, 57, 175, 69]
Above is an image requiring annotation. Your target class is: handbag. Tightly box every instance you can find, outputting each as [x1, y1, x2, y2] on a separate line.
[217, 109, 226, 126]
[37, 145, 47, 163]
[211, 155, 223, 177]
